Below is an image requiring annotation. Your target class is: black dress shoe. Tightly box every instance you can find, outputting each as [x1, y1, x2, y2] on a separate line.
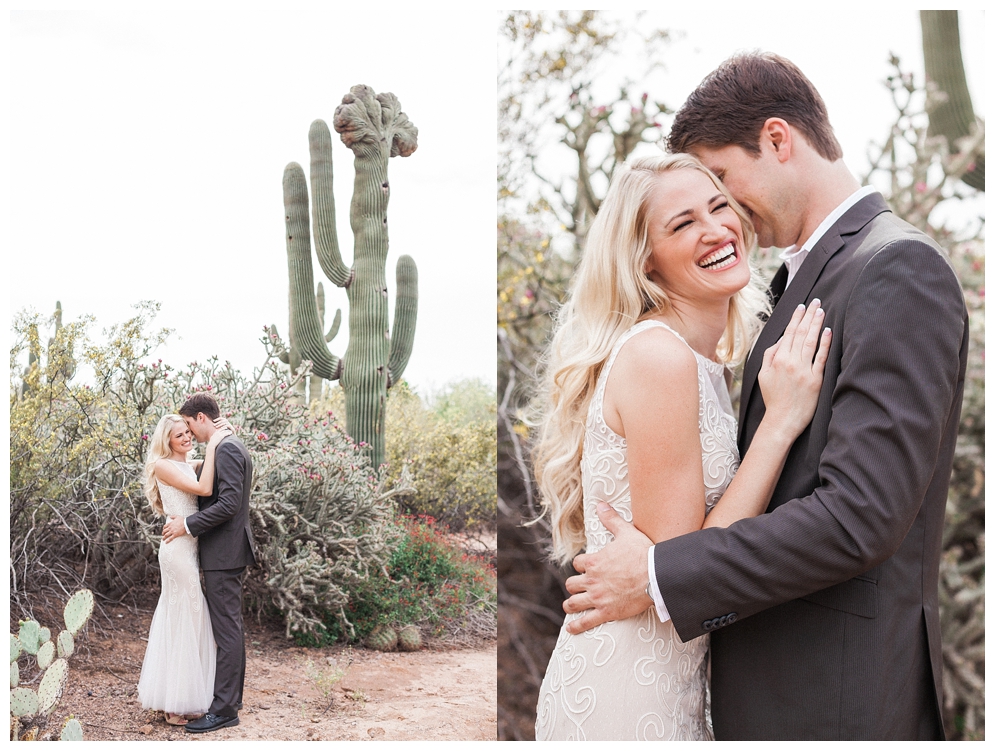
[184, 713, 239, 733]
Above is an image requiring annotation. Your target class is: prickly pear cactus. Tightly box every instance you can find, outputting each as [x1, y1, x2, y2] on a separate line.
[9, 589, 93, 740]
[10, 687, 39, 717]
[36, 641, 54, 671]
[63, 590, 94, 636]
[284, 84, 419, 470]
[60, 717, 83, 742]
[397, 625, 422, 652]
[56, 631, 74, 660]
[36, 659, 68, 716]
[364, 624, 398, 652]
[17, 621, 42, 656]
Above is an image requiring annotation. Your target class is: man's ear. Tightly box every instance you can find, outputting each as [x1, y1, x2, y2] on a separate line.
[761, 118, 793, 163]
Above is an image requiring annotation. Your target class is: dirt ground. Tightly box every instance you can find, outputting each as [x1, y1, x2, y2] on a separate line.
[30, 602, 496, 742]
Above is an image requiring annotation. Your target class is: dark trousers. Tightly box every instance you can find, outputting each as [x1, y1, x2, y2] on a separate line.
[202, 567, 246, 717]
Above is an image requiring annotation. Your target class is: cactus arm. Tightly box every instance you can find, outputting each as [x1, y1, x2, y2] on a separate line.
[920, 11, 984, 191]
[386, 255, 418, 387]
[327, 308, 342, 343]
[309, 120, 352, 287]
[284, 162, 343, 381]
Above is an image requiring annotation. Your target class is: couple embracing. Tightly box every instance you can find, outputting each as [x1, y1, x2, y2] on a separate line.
[533, 53, 967, 740]
[136, 393, 257, 734]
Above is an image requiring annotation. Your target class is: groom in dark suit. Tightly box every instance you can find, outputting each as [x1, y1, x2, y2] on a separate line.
[163, 392, 258, 733]
[562, 53, 968, 740]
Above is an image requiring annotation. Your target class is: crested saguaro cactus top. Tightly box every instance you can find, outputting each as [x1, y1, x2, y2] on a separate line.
[284, 85, 419, 470]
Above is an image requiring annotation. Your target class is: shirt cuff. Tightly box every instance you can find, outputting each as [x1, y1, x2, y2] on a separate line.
[647, 545, 671, 623]
[183, 517, 191, 536]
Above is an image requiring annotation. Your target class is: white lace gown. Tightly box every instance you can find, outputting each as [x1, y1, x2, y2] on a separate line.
[535, 320, 740, 741]
[137, 461, 216, 715]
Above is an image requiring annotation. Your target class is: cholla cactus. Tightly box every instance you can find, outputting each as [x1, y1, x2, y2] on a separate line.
[284, 84, 419, 470]
[9, 589, 93, 741]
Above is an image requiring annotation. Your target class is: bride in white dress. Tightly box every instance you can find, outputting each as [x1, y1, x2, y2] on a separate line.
[532, 154, 831, 740]
[137, 414, 231, 725]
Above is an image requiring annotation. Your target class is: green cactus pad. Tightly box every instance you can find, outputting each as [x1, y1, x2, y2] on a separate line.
[36, 641, 55, 671]
[10, 660, 19, 689]
[37, 659, 68, 716]
[56, 630, 74, 659]
[10, 687, 39, 717]
[60, 717, 83, 741]
[10, 634, 21, 663]
[17, 622, 42, 656]
[63, 590, 94, 636]
[397, 625, 422, 652]
[364, 625, 397, 652]
[39, 627, 51, 644]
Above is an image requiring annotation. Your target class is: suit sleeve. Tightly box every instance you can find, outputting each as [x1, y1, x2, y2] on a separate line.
[185, 441, 245, 538]
[654, 238, 967, 641]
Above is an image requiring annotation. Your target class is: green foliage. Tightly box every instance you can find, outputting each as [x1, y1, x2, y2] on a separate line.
[427, 378, 496, 427]
[321, 380, 497, 533]
[10, 304, 493, 649]
[297, 515, 496, 648]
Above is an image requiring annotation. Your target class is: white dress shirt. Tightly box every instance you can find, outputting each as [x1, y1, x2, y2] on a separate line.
[647, 184, 880, 624]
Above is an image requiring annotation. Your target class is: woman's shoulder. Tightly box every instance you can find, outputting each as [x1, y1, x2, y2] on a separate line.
[613, 322, 697, 375]
[153, 458, 193, 476]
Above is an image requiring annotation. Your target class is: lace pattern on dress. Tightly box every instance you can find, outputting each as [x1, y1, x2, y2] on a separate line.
[535, 320, 741, 741]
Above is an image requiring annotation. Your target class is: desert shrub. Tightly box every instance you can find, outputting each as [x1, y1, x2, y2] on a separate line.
[10, 304, 398, 641]
[320, 380, 497, 533]
[297, 514, 496, 648]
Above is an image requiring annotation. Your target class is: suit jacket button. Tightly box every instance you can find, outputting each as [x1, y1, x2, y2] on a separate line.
[728, 612, 737, 623]
[702, 619, 713, 631]
[718, 615, 728, 627]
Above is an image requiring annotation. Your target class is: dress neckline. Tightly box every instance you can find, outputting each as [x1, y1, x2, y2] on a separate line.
[634, 319, 727, 374]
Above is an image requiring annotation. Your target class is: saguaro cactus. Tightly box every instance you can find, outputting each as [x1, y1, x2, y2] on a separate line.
[920, 11, 984, 191]
[284, 85, 419, 469]
[271, 282, 341, 404]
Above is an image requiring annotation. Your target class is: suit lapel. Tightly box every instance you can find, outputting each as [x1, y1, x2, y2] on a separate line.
[738, 193, 892, 444]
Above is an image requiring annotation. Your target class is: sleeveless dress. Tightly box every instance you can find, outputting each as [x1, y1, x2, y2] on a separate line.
[535, 320, 740, 741]
[137, 461, 217, 715]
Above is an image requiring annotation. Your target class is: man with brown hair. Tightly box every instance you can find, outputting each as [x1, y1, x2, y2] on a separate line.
[562, 52, 966, 739]
[162, 392, 257, 733]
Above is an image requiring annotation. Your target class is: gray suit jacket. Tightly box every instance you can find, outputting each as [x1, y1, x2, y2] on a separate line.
[186, 435, 258, 571]
[652, 194, 967, 739]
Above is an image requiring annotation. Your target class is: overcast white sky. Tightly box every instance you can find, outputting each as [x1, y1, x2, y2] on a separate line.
[6, 8, 987, 399]
[9, 7, 496, 397]
[505, 9, 985, 239]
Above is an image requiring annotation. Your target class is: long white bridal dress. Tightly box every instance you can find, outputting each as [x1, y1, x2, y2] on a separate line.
[535, 320, 740, 741]
[137, 461, 216, 716]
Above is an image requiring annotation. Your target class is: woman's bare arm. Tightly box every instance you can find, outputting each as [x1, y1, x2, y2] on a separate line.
[606, 302, 830, 542]
[154, 429, 231, 496]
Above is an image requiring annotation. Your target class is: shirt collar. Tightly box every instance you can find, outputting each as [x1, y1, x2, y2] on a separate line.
[779, 185, 879, 286]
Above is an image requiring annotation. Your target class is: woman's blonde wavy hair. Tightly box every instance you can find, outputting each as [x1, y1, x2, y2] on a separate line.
[531, 153, 770, 565]
[143, 414, 187, 517]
